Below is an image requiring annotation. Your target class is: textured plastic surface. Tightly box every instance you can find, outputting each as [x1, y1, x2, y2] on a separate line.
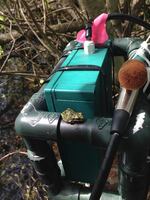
[44, 45, 112, 183]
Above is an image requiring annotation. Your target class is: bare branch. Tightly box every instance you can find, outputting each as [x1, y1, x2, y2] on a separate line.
[106, 0, 123, 37]
[0, 20, 16, 72]
[78, 0, 106, 18]
[0, 71, 48, 78]
[2, 0, 52, 69]
[123, 0, 146, 36]
[131, 0, 145, 16]
[0, 151, 27, 163]
[42, 0, 46, 33]
[0, 31, 21, 45]
[20, 0, 61, 57]
[19, 0, 56, 56]
[51, 20, 84, 33]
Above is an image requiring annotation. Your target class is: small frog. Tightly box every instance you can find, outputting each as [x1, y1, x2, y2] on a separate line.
[61, 108, 84, 124]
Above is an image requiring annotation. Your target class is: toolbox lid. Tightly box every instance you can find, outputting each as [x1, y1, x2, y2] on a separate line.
[61, 48, 108, 67]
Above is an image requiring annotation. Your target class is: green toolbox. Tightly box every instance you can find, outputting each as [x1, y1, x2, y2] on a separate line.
[44, 43, 112, 183]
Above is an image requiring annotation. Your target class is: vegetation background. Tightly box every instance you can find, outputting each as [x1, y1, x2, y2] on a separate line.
[0, 0, 149, 199]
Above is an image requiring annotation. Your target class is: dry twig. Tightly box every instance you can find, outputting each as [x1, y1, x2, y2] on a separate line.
[0, 71, 48, 78]
[0, 151, 27, 162]
[0, 20, 16, 72]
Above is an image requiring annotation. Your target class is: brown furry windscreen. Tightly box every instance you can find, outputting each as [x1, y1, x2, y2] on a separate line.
[118, 59, 147, 90]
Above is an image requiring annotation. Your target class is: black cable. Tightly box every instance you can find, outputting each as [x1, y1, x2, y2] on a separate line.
[89, 132, 120, 200]
[107, 13, 150, 30]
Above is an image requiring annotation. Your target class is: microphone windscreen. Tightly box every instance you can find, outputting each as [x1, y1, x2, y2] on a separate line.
[118, 60, 147, 90]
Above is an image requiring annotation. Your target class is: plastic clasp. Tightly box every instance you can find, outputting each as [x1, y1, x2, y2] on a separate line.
[84, 40, 95, 54]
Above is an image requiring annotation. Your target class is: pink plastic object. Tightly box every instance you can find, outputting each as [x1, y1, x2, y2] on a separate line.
[76, 13, 109, 44]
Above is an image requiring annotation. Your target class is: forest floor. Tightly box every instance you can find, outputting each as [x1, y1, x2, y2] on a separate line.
[0, 127, 49, 200]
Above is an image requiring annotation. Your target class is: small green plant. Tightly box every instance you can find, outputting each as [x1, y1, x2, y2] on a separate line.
[0, 15, 5, 30]
[0, 45, 4, 58]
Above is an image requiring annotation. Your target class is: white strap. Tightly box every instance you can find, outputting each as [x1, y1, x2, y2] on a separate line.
[132, 40, 150, 67]
[143, 67, 150, 99]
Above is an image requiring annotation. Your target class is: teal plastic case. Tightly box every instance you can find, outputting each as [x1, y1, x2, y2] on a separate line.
[44, 43, 112, 183]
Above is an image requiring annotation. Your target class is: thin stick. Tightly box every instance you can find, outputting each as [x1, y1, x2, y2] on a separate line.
[19, 0, 52, 55]
[0, 151, 27, 162]
[0, 71, 48, 78]
[0, 20, 16, 72]
[21, 0, 61, 57]
[42, 0, 46, 33]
